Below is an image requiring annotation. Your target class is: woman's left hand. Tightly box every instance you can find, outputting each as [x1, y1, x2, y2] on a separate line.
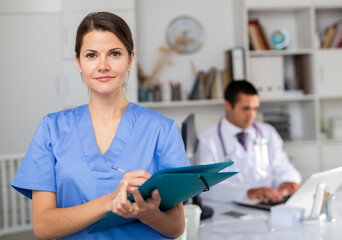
[130, 188, 162, 224]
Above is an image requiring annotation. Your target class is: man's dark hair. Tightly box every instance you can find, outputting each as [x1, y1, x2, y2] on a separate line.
[224, 80, 258, 107]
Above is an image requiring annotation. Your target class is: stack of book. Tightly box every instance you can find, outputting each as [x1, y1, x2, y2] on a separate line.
[248, 19, 270, 51]
[321, 19, 342, 49]
[189, 68, 227, 100]
[261, 109, 291, 141]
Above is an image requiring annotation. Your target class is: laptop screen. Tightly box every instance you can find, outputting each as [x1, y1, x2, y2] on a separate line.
[286, 166, 342, 218]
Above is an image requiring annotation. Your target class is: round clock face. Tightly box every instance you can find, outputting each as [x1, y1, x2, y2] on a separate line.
[166, 16, 204, 53]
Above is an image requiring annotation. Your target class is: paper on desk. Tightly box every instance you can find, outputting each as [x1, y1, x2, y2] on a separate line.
[212, 214, 270, 233]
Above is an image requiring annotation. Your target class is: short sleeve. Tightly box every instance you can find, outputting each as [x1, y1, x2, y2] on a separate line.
[11, 117, 56, 199]
[157, 121, 190, 170]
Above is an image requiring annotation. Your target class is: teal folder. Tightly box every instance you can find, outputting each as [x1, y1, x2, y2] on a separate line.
[89, 162, 237, 233]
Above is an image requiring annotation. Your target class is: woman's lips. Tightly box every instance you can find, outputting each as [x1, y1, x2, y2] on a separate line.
[95, 76, 114, 82]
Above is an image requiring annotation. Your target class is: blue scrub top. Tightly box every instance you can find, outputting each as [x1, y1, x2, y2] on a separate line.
[11, 103, 190, 240]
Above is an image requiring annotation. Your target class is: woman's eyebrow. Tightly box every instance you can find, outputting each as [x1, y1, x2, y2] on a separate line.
[82, 49, 97, 54]
[82, 47, 124, 54]
[108, 47, 124, 51]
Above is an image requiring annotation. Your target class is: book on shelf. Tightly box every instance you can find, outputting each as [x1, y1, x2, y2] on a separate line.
[204, 67, 217, 99]
[211, 68, 227, 99]
[189, 68, 223, 100]
[211, 68, 223, 99]
[222, 48, 232, 96]
[322, 25, 337, 49]
[320, 19, 342, 49]
[248, 22, 263, 50]
[331, 21, 342, 48]
[189, 71, 202, 100]
[248, 19, 269, 51]
[225, 47, 246, 81]
[294, 55, 311, 94]
[211, 73, 218, 99]
[220, 70, 231, 96]
[198, 71, 207, 99]
[338, 39, 342, 48]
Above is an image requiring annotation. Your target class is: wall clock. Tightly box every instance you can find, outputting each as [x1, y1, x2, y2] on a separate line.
[166, 16, 204, 54]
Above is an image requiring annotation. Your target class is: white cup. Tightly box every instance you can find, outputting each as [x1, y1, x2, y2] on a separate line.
[183, 204, 202, 237]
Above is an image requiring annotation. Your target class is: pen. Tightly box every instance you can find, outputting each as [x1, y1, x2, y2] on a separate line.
[111, 166, 127, 174]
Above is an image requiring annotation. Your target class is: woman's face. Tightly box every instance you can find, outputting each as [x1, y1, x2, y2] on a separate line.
[76, 30, 134, 96]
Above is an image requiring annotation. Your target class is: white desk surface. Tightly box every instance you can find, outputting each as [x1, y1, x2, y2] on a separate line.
[194, 191, 342, 240]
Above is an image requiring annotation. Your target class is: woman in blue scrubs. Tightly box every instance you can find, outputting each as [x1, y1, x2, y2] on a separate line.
[11, 12, 189, 240]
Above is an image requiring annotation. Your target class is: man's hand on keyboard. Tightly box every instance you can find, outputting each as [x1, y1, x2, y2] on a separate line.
[278, 182, 300, 196]
[247, 187, 283, 204]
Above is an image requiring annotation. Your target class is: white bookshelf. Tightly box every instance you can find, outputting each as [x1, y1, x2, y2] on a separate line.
[243, 0, 342, 176]
[140, 98, 225, 108]
[249, 49, 313, 57]
[244, 0, 312, 9]
[314, 0, 342, 8]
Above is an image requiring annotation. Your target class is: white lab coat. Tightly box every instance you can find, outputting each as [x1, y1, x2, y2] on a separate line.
[195, 117, 301, 203]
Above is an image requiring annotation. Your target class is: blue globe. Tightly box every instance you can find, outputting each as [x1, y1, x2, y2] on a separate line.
[271, 29, 290, 50]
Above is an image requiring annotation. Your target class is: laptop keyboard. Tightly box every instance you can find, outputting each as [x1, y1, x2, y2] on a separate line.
[264, 195, 291, 206]
[235, 194, 292, 211]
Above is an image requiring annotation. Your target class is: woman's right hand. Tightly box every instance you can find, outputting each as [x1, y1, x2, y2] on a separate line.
[110, 170, 185, 238]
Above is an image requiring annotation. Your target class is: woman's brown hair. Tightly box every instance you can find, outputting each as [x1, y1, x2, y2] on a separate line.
[75, 12, 134, 58]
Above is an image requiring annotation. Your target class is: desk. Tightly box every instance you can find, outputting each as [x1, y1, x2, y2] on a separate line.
[195, 191, 342, 240]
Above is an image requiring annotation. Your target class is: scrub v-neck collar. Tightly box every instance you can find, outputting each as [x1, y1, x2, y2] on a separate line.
[76, 103, 141, 172]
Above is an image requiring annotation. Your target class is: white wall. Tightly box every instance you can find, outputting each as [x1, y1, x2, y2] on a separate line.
[136, 0, 239, 92]
[0, 4, 63, 155]
[0, 0, 241, 154]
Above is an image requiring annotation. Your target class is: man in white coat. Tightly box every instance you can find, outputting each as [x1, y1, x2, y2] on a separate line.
[195, 80, 301, 203]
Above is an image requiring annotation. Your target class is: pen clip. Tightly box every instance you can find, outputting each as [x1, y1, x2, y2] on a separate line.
[197, 175, 210, 192]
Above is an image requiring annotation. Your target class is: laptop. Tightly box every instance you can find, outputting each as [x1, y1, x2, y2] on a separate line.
[235, 167, 342, 218]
